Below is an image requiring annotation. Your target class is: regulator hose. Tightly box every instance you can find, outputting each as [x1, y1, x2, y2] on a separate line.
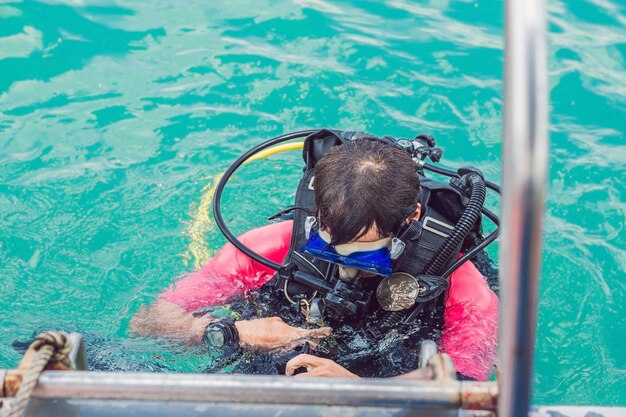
[213, 130, 317, 272]
[424, 173, 487, 276]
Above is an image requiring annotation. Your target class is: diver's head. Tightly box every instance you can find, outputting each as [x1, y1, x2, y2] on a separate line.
[314, 139, 422, 246]
[302, 139, 421, 277]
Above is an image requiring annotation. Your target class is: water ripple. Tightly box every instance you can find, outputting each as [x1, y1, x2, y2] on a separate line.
[1, 0, 625, 405]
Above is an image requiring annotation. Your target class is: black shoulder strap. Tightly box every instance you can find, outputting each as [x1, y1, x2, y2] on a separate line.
[273, 167, 329, 300]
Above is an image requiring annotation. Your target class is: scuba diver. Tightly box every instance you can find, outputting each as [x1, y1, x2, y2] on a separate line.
[130, 129, 499, 381]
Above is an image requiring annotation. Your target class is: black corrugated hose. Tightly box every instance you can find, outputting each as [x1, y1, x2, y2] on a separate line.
[424, 173, 486, 277]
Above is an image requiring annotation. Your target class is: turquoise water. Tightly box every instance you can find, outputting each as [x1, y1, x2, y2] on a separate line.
[1, 0, 625, 405]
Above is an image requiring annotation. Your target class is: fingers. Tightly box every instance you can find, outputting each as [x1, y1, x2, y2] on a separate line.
[298, 326, 332, 339]
[285, 355, 360, 378]
[285, 353, 318, 376]
[288, 326, 332, 351]
[294, 369, 322, 378]
[305, 340, 319, 351]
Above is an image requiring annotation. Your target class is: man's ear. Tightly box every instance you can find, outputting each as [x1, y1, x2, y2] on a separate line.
[406, 203, 421, 223]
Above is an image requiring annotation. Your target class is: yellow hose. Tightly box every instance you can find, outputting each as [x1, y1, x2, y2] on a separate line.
[183, 141, 304, 267]
[242, 141, 304, 164]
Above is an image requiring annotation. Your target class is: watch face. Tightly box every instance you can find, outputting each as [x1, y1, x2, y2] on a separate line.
[205, 329, 225, 347]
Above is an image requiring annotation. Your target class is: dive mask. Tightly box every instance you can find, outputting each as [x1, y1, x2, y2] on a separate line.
[300, 217, 405, 277]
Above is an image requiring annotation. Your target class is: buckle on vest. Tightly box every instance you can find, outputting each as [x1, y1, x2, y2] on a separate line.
[390, 237, 406, 260]
[422, 216, 454, 238]
[304, 216, 317, 240]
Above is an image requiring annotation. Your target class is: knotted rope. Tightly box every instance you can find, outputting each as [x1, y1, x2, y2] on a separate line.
[6, 331, 72, 417]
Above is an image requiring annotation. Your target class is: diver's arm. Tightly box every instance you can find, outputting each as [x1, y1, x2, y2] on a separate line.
[129, 300, 214, 344]
[131, 221, 294, 344]
[235, 318, 331, 350]
[131, 220, 332, 349]
[130, 305, 331, 349]
[439, 260, 499, 381]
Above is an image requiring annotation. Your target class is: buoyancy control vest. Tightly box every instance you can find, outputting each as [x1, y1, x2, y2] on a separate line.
[274, 129, 488, 319]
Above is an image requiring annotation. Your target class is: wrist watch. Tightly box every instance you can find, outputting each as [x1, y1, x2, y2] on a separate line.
[203, 318, 240, 350]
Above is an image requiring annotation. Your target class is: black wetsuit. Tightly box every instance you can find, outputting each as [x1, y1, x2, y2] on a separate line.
[200, 281, 443, 378]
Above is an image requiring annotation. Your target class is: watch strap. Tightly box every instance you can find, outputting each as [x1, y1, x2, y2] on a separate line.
[203, 317, 240, 348]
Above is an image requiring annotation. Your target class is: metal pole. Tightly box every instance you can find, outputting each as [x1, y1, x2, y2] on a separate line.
[499, 0, 549, 415]
[14, 371, 498, 409]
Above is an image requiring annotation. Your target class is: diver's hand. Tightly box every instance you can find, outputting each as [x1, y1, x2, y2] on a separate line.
[234, 317, 331, 351]
[285, 354, 359, 378]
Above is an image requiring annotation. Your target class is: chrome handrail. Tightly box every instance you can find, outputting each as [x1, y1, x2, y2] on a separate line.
[499, 0, 549, 416]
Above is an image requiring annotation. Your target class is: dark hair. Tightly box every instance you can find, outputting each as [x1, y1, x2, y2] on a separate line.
[314, 139, 420, 245]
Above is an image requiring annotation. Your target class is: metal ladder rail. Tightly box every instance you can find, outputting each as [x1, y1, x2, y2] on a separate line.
[499, 0, 549, 416]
